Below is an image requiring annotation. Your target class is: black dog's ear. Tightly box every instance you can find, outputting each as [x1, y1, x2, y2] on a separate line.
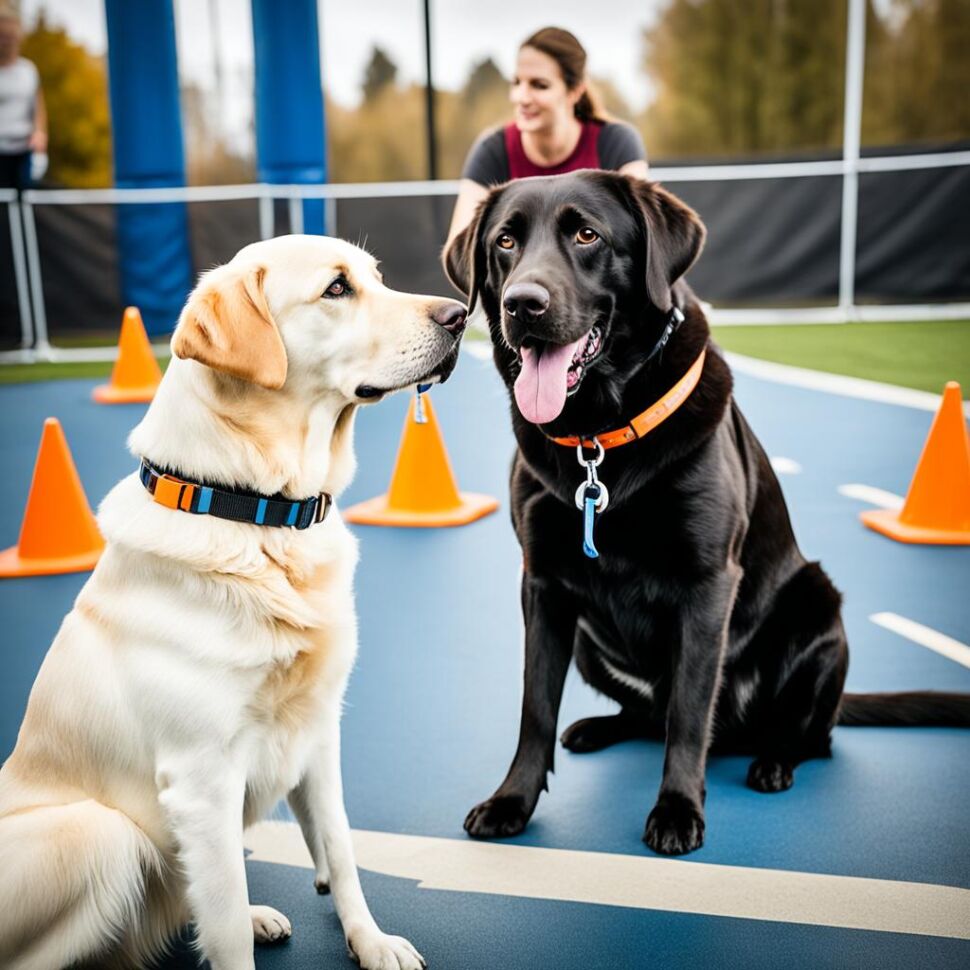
[627, 177, 706, 311]
[442, 192, 496, 315]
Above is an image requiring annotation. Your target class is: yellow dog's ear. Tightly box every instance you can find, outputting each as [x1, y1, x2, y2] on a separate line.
[171, 265, 287, 389]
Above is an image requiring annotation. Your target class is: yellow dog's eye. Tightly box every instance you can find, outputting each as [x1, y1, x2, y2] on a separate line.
[324, 278, 349, 298]
[497, 234, 516, 250]
[576, 227, 599, 245]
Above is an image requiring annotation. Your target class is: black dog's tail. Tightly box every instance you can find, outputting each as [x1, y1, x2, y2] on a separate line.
[839, 692, 970, 727]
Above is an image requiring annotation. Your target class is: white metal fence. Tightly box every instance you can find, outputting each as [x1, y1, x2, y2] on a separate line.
[4, 144, 970, 365]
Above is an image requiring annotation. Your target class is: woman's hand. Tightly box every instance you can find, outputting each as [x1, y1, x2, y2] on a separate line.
[619, 159, 649, 181]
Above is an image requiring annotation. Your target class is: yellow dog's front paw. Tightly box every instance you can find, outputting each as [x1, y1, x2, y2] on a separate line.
[347, 926, 426, 970]
[251, 904, 292, 944]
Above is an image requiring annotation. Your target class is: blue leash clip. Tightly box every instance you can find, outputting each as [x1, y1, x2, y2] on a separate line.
[583, 489, 601, 558]
[414, 383, 433, 424]
[574, 441, 609, 559]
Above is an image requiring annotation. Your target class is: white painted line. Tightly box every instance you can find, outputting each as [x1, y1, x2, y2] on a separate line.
[724, 352, 970, 416]
[770, 456, 802, 475]
[838, 484, 904, 510]
[245, 821, 970, 940]
[871, 612, 970, 670]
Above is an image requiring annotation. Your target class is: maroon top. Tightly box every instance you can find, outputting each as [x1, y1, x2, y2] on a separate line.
[503, 121, 602, 179]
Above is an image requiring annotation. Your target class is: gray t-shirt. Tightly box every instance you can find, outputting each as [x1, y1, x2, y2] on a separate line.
[461, 121, 646, 186]
[0, 58, 39, 154]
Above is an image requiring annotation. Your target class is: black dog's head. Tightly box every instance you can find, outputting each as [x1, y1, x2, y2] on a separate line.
[444, 170, 705, 428]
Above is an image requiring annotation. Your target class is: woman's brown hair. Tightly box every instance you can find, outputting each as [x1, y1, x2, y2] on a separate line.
[520, 27, 608, 123]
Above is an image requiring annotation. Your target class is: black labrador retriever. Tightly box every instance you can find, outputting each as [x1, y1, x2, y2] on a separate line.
[444, 169, 969, 855]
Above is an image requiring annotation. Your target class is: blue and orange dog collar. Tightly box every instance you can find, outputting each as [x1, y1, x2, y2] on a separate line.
[139, 459, 332, 530]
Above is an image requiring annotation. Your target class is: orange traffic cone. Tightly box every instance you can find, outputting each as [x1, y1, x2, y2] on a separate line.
[861, 381, 970, 544]
[0, 418, 105, 577]
[344, 391, 499, 527]
[92, 306, 163, 403]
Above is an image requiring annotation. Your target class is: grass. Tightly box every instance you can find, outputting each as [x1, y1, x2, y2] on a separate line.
[0, 360, 115, 384]
[1, 320, 967, 394]
[710, 319, 969, 395]
[0, 356, 170, 385]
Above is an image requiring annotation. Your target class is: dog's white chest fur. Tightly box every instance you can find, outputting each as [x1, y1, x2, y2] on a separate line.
[240, 590, 357, 822]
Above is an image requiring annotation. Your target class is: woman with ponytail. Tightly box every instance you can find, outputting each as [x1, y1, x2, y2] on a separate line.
[447, 27, 648, 243]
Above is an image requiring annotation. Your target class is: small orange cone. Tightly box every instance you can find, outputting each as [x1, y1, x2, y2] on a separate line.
[861, 381, 970, 544]
[0, 419, 105, 577]
[345, 391, 499, 527]
[92, 306, 163, 404]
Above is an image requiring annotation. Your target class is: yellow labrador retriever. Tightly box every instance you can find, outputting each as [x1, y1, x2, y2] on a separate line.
[0, 235, 466, 970]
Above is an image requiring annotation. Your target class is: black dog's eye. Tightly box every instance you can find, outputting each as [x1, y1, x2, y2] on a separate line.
[576, 227, 599, 245]
[496, 234, 516, 251]
[323, 277, 351, 298]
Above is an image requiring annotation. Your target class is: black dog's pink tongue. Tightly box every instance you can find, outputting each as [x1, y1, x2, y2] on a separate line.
[514, 336, 586, 424]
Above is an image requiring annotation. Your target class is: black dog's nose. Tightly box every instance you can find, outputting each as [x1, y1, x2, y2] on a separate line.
[433, 302, 467, 336]
[503, 282, 550, 322]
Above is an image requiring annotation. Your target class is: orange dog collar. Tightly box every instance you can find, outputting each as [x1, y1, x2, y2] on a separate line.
[549, 348, 707, 451]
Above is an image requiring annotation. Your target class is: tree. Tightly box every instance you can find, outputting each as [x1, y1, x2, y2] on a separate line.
[464, 57, 505, 105]
[638, 0, 970, 160]
[20, 14, 112, 187]
[362, 46, 398, 104]
[639, 0, 847, 159]
[180, 81, 254, 185]
[862, 0, 970, 147]
[327, 86, 427, 182]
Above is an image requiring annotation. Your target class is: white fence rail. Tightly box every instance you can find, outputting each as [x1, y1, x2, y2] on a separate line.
[4, 147, 970, 364]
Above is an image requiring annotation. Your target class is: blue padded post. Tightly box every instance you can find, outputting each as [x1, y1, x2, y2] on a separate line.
[104, 0, 193, 335]
[251, 0, 327, 235]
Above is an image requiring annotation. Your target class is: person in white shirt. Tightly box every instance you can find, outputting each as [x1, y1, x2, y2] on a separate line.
[0, 8, 46, 190]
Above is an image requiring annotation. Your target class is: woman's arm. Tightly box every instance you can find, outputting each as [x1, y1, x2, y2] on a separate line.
[30, 86, 47, 153]
[446, 178, 490, 247]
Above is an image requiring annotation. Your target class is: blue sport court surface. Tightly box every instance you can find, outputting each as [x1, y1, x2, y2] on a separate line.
[1, 347, 968, 969]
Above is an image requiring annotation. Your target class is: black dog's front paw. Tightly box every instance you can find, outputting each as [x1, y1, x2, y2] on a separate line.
[464, 793, 532, 839]
[643, 796, 705, 855]
[746, 757, 794, 793]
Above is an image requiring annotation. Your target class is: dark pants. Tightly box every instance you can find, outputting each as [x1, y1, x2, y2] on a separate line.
[0, 151, 31, 190]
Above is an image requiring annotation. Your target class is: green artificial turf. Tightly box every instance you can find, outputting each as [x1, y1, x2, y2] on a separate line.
[711, 320, 969, 395]
[0, 360, 115, 383]
[0, 357, 170, 385]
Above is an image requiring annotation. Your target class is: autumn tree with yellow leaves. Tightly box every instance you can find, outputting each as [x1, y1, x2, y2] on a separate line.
[20, 14, 112, 187]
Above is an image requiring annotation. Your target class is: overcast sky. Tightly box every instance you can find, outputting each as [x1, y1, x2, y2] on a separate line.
[20, 0, 663, 110]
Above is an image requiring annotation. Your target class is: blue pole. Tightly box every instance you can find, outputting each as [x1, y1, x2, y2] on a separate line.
[103, 0, 193, 335]
[251, 0, 327, 234]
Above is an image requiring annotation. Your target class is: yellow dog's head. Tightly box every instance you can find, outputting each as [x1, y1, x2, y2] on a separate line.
[172, 234, 466, 402]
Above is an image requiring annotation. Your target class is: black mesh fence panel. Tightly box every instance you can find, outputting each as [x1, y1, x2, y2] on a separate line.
[10, 163, 967, 345]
